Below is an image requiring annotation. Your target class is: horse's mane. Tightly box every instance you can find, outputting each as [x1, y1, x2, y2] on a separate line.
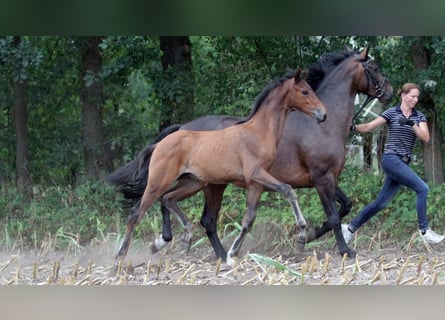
[306, 50, 355, 91]
[235, 50, 356, 125]
[236, 72, 295, 125]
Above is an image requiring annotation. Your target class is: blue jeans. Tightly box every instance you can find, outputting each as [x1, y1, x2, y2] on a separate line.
[349, 153, 430, 233]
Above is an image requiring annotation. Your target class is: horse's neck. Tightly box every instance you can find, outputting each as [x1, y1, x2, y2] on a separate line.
[245, 99, 288, 145]
[318, 72, 356, 138]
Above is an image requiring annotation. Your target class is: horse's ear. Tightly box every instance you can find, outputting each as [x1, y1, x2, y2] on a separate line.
[294, 68, 303, 81]
[345, 46, 354, 53]
[361, 43, 371, 60]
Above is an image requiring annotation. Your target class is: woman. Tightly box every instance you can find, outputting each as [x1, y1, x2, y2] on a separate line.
[342, 83, 444, 244]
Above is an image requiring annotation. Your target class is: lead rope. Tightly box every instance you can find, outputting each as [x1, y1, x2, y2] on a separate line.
[351, 95, 375, 130]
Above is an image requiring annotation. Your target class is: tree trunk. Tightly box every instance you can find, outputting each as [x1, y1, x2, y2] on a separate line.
[12, 36, 31, 195]
[158, 36, 194, 131]
[422, 108, 444, 184]
[411, 38, 444, 185]
[80, 36, 109, 179]
[362, 134, 372, 173]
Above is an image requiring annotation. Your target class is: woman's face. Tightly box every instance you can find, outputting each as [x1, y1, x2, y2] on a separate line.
[402, 88, 419, 108]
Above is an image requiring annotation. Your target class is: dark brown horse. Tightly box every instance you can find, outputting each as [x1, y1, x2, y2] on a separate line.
[114, 69, 327, 264]
[108, 47, 393, 261]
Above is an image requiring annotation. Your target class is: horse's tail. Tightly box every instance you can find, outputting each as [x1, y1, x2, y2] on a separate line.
[105, 124, 182, 208]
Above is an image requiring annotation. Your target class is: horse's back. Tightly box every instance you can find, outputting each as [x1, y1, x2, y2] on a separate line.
[150, 129, 245, 183]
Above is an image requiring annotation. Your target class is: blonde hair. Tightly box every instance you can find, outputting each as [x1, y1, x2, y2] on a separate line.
[397, 83, 420, 97]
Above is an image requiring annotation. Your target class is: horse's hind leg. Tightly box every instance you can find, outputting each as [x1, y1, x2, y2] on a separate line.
[201, 184, 228, 260]
[116, 188, 159, 260]
[227, 184, 263, 266]
[149, 204, 173, 254]
[158, 177, 206, 251]
[314, 176, 356, 258]
[305, 185, 352, 243]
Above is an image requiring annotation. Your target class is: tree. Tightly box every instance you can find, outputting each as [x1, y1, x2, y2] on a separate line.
[410, 37, 444, 185]
[158, 36, 195, 131]
[0, 36, 42, 192]
[79, 36, 109, 179]
[12, 36, 31, 194]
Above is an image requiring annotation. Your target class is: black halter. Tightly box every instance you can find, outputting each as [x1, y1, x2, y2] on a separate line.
[362, 60, 388, 100]
[351, 59, 389, 124]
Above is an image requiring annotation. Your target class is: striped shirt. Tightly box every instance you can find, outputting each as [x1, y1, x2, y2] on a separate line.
[381, 106, 427, 157]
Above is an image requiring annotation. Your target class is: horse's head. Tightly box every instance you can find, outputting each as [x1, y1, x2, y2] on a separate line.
[357, 45, 394, 104]
[290, 69, 327, 123]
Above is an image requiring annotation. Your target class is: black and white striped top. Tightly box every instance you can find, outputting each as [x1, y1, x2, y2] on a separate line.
[381, 106, 427, 157]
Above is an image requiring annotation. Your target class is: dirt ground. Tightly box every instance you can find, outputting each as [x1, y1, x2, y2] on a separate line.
[1, 223, 445, 285]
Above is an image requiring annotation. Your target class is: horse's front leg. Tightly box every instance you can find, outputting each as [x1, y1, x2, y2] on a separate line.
[251, 170, 307, 250]
[306, 184, 352, 242]
[226, 184, 263, 266]
[314, 176, 356, 258]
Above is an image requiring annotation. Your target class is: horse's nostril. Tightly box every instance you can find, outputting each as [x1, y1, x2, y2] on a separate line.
[315, 110, 327, 123]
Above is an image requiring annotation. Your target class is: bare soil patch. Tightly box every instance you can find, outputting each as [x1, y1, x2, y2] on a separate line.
[1, 224, 445, 285]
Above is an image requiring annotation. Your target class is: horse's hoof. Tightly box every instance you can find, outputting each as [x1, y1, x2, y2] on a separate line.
[150, 235, 168, 253]
[149, 242, 159, 254]
[341, 248, 357, 258]
[305, 228, 316, 243]
[296, 235, 306, 251]
[226, 255, 238, 267]
[181, 239, 192, 251]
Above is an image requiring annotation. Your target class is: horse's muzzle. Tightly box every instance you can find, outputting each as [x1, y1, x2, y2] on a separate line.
[314, 109, 327, 123]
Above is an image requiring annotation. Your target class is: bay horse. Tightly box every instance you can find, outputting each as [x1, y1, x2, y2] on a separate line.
[114, 69, 327, 264]
[108, 46, 394, 261]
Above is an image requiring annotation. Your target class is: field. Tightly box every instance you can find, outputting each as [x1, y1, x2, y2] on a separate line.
[1, 221, 445, 285]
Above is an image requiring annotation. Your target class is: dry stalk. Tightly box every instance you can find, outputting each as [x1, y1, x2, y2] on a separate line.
[116, 260, 123, 276]
[377, 230, 382, 250]
[353, 255, 361, 274]
[72, 260, 79, 279]
[340, 253, 348, 274]
[430, 257, 439, 272]
[400, 276, 417, 285]
[396, 258, 410, 285]
[52, 260, 60, 282]
[176, 263, 195, 284]
[432, 272, 439, 285]
[433, 261, 445, 268]
[322, 253, 330, 276]
[378, 255, 385, 270]
[300, 263, 307, 285]
[32, 261, 38, 280]
[406, 232, 417, 251]
[416, 255, 424, 274]
[0, 255, 18, 273]
[155, 260, 162, 279]
[368, 270, 381, 285]
[215, 258, 222, 276]
[164, 258, 171, 274]
[417, 272, 425, 285]
[310, 251, 318, 273]
[87, 258, 94, 275]
[367, 234, 376, 252]
[241, 276, 257, 285]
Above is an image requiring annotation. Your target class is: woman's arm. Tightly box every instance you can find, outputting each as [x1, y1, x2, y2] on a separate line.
[355, 116, 387, 133]
[413, 121, 430, 143]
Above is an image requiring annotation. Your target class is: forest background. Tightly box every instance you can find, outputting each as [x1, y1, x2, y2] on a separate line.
[2, 36, 445, 251]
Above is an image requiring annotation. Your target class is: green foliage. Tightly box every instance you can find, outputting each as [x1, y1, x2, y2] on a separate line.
[1, 165, 445, 250]
[0, 181, 123, 250]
